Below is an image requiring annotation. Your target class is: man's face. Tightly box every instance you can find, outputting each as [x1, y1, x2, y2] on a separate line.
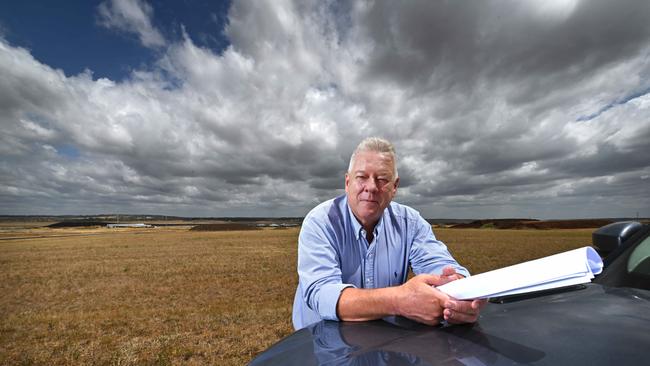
[345, 150, 399, 229]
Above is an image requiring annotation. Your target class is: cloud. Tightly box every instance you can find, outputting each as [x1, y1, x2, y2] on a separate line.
[1, 0, 649, 218]
[97, 0, 166, 48]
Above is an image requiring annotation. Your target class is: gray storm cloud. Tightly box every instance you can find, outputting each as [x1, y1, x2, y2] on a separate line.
[1, 0, 649, 218]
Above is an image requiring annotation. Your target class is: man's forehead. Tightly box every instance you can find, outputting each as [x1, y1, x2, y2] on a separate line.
[351, 151, 395, 171]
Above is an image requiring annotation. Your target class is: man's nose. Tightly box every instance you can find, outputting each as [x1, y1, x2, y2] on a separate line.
[364, 178, 378, 192]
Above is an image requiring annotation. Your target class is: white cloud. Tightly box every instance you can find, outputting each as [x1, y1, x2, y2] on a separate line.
[97, 0, 165, 48]
[1, 0, 649, 218]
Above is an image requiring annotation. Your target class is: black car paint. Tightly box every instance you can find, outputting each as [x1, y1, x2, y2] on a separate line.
[250, 224, 650, 365]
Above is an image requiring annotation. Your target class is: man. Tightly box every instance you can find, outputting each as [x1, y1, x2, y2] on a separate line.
[292, 137, 485, 330]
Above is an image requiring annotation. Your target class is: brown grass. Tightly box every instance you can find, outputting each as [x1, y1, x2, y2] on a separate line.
[0, 226, 592, 365]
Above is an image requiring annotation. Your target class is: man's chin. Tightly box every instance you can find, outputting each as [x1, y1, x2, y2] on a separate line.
[358, 205, 379, 215]
[357, 206, 380, 219]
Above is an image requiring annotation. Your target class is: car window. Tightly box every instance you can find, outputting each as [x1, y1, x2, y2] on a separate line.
[628, 235, 650, 277]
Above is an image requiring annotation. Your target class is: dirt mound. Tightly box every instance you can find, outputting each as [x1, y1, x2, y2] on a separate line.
[450, 219, 615, 230]
[189, 223, 259, 231]
[451, 219, 539, 229]
[523, 219, 615, 229]
[48, 221, 112, 228]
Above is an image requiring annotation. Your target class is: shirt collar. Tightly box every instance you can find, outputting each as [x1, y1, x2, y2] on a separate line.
[345, 195, 386, 240]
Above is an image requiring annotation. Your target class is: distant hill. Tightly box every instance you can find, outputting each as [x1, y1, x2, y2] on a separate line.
[426, 218, 476, 226]
[448, 218, 650, 229]
[3, 215, 647, 230]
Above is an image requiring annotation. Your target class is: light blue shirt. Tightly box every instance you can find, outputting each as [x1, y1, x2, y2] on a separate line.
[292, 195, 470, 330]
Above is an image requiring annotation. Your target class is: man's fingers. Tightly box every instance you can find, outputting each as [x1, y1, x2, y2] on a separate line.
[441, 266, 464, 282]
[415, 273, 444, 286]
[412, 271, 462, 288]
[443, 298, 484, 324]
[442, 266, 456, 276]
[444, 308, 479, 324]
[445, 299, 473, 313]
[472, 298, 488, 310]
[398, 275, 451, 325]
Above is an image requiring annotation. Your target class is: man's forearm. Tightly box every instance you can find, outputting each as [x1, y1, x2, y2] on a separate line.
[336, 286, 401, 321]
[335, 274, 451, 326]
[336, 287, 398, 321]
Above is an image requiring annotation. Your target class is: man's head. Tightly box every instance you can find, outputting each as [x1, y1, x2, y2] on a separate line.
[345, 137, 400, 231]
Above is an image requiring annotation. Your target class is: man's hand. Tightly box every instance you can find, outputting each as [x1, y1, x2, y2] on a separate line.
[395, 274, 450, 326]
[336, 268, 485, 326]
[438, 266, 487, 324]
[443, 298, 487, 324]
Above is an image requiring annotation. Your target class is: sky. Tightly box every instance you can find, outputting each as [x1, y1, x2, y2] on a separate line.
[1, 0, 649, 219]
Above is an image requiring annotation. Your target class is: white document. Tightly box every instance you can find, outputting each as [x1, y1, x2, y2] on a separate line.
[437, 246, 603, 300]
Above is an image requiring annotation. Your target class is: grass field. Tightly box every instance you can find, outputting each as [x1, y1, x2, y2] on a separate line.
[0, 224, 593, 365]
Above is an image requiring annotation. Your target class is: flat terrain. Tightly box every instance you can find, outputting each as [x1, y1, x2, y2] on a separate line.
[0, 224, 593, 365]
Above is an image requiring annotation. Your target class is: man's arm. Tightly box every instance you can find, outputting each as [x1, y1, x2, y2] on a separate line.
[337, 274, 452, 326]
[296, 214, 351, 325]
[409, 216, 470, 277]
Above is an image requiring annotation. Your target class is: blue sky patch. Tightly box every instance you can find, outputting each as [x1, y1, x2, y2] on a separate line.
[0, 0, 231, 81]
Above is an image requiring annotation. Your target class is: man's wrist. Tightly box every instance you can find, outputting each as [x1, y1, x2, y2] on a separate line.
[390, 285, 404, 317]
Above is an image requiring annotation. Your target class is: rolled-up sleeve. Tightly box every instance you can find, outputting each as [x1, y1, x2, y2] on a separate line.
[409, 215, 470, 278]
[296, 215, 355, 323]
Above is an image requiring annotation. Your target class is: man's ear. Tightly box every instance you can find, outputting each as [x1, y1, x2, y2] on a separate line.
[344, 173, 350, 193]
[393, 177, 400, 193]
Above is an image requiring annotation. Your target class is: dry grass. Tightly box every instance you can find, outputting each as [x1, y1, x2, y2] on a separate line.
[0, 226, 592, 365]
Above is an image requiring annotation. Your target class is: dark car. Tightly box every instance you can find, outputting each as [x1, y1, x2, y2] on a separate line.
[250, 222, 650, 366]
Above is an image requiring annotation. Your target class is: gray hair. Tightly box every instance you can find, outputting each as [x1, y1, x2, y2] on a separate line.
[347, 137, 399, 179]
